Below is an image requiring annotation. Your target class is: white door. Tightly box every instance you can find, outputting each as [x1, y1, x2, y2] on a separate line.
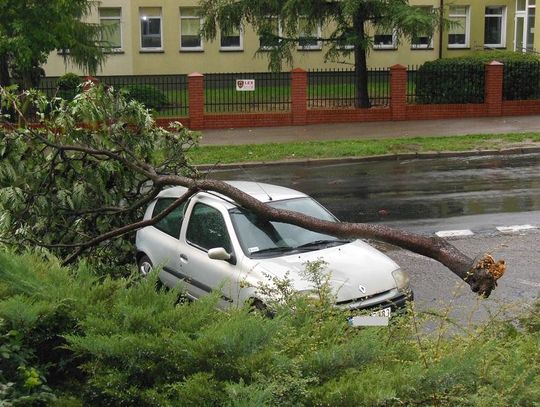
[180, 201, 241, 308]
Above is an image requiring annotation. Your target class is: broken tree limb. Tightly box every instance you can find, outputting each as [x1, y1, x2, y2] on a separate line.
[145, 176, 507, 297]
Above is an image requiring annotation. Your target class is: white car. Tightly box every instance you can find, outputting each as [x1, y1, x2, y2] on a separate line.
[135, 181, 411, 318]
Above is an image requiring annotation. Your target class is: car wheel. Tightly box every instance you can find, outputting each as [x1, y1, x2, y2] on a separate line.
[138, 255, 153, 277]
[249, 298, 274, 318]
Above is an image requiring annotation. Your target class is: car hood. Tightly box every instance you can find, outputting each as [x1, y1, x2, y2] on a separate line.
[252, 240, 399, 302]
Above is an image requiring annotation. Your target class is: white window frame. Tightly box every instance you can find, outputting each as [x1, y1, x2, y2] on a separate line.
[140, 10, 163, 51]
[448, 5, 470, 48]
[484, 6, 507, 48]
[219, 26, 243, 51]
[297, 17, 322, 50]
[373, 30, 397, 50]
[99, 7, 123, 52]
[180, 8, 204, 51]
[259, 16, 282, 51]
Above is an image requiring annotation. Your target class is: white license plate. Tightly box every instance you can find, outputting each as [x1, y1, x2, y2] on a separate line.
[348, 307, 391, 327]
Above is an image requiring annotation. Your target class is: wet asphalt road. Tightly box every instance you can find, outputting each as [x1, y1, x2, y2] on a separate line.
[211, 152, 540, 224]
[211, 153, 540, 318]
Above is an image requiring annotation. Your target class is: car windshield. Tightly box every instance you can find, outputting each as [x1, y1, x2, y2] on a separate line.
[229, 197, 348, 258]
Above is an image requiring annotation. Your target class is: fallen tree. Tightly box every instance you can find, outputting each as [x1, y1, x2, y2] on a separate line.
[0, 84, 505, 295]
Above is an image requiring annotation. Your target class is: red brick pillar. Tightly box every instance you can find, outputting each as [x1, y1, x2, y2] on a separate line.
[188, 72, 204, 130]
[291, 68, 308, 125]
[485, 61, 504, 117]
[390, 64, 407, 121]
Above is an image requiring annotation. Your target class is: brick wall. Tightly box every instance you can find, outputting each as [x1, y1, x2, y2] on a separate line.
[180, 62, 540, 130]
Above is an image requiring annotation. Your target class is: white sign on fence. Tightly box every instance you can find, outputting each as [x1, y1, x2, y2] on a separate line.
[236, 79, 255, 91]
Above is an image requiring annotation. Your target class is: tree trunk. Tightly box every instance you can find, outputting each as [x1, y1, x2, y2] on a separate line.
[353, 13, 370, 108]
[0, 54, 10, 87]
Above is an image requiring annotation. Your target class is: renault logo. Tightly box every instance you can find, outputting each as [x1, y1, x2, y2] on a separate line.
[358, 285, 367, 294]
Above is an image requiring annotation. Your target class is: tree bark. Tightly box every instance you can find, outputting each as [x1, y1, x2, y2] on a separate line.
[353, 12, 370, 108]
[0, 54, 10, 87]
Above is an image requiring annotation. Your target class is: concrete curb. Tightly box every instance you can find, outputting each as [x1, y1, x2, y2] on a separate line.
[197, 146, 540, 170]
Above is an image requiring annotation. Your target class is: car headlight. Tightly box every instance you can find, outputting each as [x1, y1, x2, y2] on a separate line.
[392, 269, 410, 292]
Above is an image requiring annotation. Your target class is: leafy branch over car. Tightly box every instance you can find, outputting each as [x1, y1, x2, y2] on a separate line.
[0, 84, 505, 296]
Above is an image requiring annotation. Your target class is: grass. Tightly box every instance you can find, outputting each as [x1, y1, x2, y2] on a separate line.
[188, 132, 540, 165]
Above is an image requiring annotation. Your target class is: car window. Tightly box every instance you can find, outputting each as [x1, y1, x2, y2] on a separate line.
[151, 198, 187, 238]
[186, 203, 232, 252]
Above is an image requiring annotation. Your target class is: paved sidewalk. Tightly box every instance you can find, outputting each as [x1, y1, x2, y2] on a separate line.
[200, 115, 540, 145]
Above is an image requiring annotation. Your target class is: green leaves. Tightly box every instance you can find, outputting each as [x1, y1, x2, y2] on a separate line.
[0, 84, 199, 272]
[1, 251, 540, 406]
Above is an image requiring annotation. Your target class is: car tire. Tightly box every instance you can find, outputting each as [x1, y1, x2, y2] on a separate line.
[249, 298, 274, 318]
[138, 255, 153, 277]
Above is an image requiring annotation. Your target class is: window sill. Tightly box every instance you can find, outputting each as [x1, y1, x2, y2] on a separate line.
[373, 47, 398, 51]
[447, 46, 470, 50]
[219, 48, 244, 52]
[410, 47, 434, 51]
[484, 45, 506, 49]
[139, 49, 164, 53]
[103, 49, 125, 54]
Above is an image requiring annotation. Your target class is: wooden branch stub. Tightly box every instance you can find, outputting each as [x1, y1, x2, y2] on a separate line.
[466, 254, 507, 297]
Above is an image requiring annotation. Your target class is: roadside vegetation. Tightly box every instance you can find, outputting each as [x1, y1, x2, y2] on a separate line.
[190, 133, 540, 165]
[1, 251, 539, 406]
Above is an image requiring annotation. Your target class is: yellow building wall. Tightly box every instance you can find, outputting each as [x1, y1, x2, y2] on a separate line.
[441, 0, 517, 58]
[42, 0, 524, 76]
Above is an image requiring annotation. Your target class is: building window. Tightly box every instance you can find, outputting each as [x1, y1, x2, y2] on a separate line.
[140, 8, 162, 50]
[298, 17, 322, 50]
[180, 8, 203, 51]
[411, 7, 433, 49]
[99, 8, 122, 50]
[448, 6, 470, 48]
[373, 30, 397, 49]
[484, 6, 506, 47]
[259, 17, 281, 50]
[220, 26, 243, 51]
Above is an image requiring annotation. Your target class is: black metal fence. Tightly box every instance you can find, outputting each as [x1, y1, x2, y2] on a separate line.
[308, 68, 390, 108]
[503, 61, 540, 100]
[203, 72, 291, 113]
[39, 75, 189, 117]
[406, 64, 485, 104]
[406, 66, 419, 104]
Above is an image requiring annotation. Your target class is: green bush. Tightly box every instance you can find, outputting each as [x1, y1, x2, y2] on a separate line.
[1, 250, 540, 406]
[56, 73, 82, 100]
[415, 51, 540, 104]
[121, 84, 168, 110]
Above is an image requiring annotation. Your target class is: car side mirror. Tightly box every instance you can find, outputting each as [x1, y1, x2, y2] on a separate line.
[208, 247, 235, 264]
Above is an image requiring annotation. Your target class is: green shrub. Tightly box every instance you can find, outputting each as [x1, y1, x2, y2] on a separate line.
[1, 250, 540, 406]
[415, 51, 540, 104]
[121, 84, 168, 110]
[56, 73, 82, 100]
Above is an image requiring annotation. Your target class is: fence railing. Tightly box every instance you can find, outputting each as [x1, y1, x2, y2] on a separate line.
[308, 68, 390, 108]
[406, 66, 419, 104]
[503, 61, 540, 101]
[406, 64, 485, 104]
[204, 72, 291, 113]
[39, 75, 189, 117]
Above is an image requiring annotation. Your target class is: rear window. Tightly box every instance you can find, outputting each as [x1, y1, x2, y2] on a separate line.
[151, 198, 187, 238]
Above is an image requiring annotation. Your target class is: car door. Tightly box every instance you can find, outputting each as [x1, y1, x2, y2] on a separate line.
[142, 198, 189, 289]
[179, 200, 241, 308]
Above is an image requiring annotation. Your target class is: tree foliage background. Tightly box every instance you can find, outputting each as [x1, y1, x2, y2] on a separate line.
[0, 0, 106, 88]
[200, 0, 439, 107]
